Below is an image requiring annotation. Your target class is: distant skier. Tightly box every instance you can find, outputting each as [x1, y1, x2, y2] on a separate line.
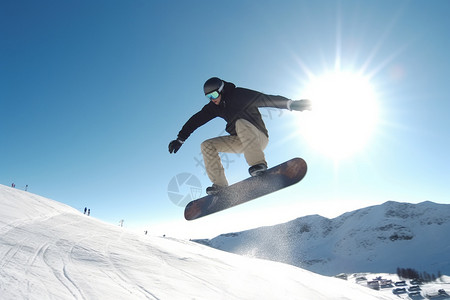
[84, 207, 87, 215]
[168, 77, 311, 195]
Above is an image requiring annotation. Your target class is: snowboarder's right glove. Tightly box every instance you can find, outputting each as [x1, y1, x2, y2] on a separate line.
[288, 99, 312, 111]
[168, 139, 184, 154]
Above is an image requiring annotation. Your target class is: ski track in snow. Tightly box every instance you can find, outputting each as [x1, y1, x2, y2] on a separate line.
[103, 233, 160, 299]
[2, 215, 84, 299]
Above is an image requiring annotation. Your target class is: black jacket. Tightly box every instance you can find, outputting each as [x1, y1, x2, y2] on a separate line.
[177, 81, 291, 141]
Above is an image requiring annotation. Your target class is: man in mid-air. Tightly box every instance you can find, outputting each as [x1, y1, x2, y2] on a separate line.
[169, 77, 311, 195]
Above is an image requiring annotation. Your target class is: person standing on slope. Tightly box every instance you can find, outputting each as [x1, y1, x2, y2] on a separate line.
[168, 77, 311, 195]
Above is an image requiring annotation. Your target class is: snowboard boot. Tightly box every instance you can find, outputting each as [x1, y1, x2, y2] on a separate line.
[248, 163, 268, 177]
[206, 184, 227, 195]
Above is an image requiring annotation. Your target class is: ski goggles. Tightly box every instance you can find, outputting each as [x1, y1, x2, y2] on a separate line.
[206, 90, 220, 100]
[205, 81, 224, 101]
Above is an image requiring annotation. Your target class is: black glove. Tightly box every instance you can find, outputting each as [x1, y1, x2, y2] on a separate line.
[168, 139, 183, 154]
[290, 99, 312, 111]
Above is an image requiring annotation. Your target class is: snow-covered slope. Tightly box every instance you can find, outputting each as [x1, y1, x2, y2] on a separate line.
[199, 201, 450, 276]
[0, 184, 398, 299]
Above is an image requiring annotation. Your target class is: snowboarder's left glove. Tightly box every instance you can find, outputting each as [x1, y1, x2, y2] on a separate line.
[168, 139, 184, 154]
[288, 99, 312, 111]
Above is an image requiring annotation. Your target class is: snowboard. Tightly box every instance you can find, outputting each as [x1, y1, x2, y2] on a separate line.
[184, 157, 307, 221]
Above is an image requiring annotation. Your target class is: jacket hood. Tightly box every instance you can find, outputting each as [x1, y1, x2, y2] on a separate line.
[222, 81, 236, 95]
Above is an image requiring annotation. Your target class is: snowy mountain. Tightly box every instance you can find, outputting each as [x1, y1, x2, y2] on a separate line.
[197, 201, 450, 277]
[0, 184, 400, 299]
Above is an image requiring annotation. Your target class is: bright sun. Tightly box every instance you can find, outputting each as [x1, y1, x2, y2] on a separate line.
[298, 71, 379, 159]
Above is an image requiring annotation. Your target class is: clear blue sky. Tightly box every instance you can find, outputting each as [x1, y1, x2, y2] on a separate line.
[2, 0, 449, 238]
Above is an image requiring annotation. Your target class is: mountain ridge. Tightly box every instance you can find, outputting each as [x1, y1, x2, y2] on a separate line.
[196, 200, 450, 276]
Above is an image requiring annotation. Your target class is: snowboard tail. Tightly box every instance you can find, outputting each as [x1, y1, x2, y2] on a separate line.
[184, 157, 307, 221]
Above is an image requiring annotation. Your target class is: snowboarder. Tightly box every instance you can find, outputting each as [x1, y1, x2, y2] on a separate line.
[168, 77, 311, 195]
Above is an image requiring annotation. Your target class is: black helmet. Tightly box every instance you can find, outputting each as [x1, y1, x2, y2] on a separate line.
[203, 77, 224, 95]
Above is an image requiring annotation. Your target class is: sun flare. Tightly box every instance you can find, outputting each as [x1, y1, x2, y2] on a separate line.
[298, 71, 379, 159]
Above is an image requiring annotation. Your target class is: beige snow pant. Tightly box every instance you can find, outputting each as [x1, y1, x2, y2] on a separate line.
[201, 119, 269, 187]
